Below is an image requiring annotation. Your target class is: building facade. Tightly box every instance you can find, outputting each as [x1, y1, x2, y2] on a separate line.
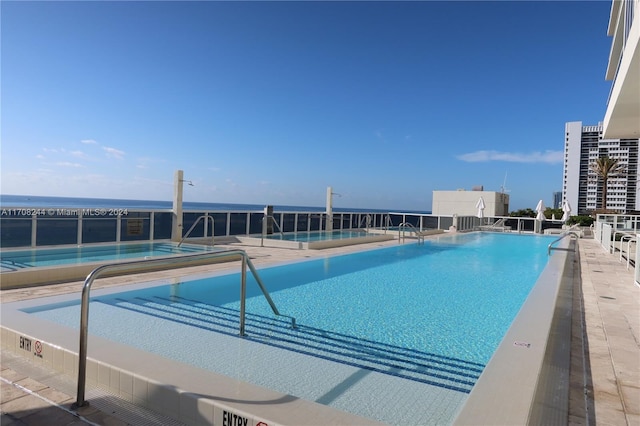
[431, 190, 509, 217]
[563, 121, 639, 215]
[603, 0, 639, 139]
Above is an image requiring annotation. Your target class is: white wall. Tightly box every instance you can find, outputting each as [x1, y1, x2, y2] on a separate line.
[563, 121, 582, 213]
[432, 191, 509, 216]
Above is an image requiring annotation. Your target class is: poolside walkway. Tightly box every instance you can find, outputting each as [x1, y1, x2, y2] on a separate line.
[573, 238, 640, 426]
[1, 236, 639, 425]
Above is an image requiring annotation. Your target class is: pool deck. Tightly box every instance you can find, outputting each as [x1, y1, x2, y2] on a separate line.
[1, 236, 639, 425]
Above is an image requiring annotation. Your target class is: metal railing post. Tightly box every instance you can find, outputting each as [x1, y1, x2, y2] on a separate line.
[240, 255, 247, 336]
[71, 249, 294, 409]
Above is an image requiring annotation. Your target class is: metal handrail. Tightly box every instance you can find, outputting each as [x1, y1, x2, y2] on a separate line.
[358, 214, 372, 231]
[398, 222, 424, 244]
[261, 215, 284, 247]
[178, 215, 214, 247]
[547, 231, 579, 255]
[617, 234, 637, 269]
[72, 249, 295, 409]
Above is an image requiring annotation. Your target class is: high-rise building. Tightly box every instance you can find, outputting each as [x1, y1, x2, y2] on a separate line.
[603, 0, 639, 139]
[563, 121, 639, 215]
[553, 191, 563, 209]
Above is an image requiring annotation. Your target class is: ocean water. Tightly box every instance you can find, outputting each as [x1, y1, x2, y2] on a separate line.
[0, 194, 430, 214]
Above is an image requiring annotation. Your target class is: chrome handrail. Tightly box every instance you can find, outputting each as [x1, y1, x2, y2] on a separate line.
[399, 222, 424, 244]
[261, 215, 284, 247]
[547, 231, 579, 255]
[178, 215, 214, 247]
[72, 249, 295, 409]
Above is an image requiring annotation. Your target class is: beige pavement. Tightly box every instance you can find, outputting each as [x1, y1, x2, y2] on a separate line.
[573, 238, 640, 426]
[1, 236, 639, 425]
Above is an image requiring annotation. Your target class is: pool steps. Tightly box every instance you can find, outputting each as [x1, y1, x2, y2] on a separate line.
[103, 294, 483, 394]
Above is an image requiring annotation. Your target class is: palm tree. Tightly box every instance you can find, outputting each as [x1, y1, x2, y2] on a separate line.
[589, 156, 626, 210]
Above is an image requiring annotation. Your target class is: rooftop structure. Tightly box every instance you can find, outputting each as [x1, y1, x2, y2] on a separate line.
[431, 189, 509, 217]
[603, 0, 639, 139]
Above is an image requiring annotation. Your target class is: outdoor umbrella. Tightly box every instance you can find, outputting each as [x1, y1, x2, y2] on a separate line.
[535, 200, 546, 221]
[476, 197, 485, 219]
[561, 200, 572, 222]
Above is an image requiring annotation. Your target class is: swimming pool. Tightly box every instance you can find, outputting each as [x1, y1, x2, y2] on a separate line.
[5, 232, 558, 425]
[0, 242, 216, 270]
[0, 242, 220, 288]
[239, 228, 395, 249]
[264, 230, 368, 242]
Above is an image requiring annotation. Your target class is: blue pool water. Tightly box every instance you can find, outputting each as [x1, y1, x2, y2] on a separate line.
[264, 229, 369, 242]
[0, 242, 217, 270]
[24, 232, 555, 424]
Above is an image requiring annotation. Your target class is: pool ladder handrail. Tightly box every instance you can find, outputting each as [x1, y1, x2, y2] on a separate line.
[358, 214, 372, 231]
[398, 222, 424, 244]
[72, 249, 296, 409]
[260, 215, 284, 247]
[178, 214, 214, 247]
[547, 231, 580, 255]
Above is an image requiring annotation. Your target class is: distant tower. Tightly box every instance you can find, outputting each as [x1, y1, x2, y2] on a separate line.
[563, 121, 639, 214]
[553, 192, 562, 209]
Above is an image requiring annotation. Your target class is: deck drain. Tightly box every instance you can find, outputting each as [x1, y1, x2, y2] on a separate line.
[600, 296, 616, 300]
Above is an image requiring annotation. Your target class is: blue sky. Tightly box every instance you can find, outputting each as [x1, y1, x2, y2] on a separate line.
[1, 1, 613, 211]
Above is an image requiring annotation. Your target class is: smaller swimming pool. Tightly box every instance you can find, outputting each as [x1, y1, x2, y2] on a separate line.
[0, 242, 222, 289]
[239, 229, 395, 249]
[0, 242, 217, 271]
[265, 230, 368, 242]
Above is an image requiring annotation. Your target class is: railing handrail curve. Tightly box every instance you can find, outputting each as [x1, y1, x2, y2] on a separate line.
[72, 248, 295, 409]
[178, 214, 214, 247]
[398, 222, 424, 244]
[547, 231, 579, 256]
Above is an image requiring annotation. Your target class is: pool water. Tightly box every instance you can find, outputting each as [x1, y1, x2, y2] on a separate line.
[24, 232, 555, 425]
[0, 242, 217, 270]
[264, 229, 369, 242]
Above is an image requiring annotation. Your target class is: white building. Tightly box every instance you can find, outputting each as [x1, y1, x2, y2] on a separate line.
[432, 190, 509, 217]
[563, 121, 639, 214]
[603, 0, 639, 139]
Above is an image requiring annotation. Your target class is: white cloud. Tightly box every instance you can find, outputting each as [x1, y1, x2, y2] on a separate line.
[102, 146, 125, 159]
[457, 150, 563, 164]
[55, 161, 85, 168]
[70, 150, 89, 159]
[36, 154, 45, 159]
[81, 139, 98, 145]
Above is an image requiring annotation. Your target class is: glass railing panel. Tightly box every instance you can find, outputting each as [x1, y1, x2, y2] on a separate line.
[82, 218, 117, 244]
[120, 218, 150, 241]
[0, 218, 32, 248]
[229, 213, 248, 235]
[153, 212, 172, 240]
[36, 219, 78, 246]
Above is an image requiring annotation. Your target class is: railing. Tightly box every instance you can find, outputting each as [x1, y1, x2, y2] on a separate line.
[358, 214, 372, 230]
[398, 222, 424, 244]
[260, 215, 285, 247]
[2, 206, 549, 249]
[178, 215, 214, 247]
[71, 249, 295, 409]
[547, 231, 580, 255]
[618, 234, 636, 269]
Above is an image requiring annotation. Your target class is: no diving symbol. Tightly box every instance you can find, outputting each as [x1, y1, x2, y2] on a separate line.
[34, 341, 43, 357]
